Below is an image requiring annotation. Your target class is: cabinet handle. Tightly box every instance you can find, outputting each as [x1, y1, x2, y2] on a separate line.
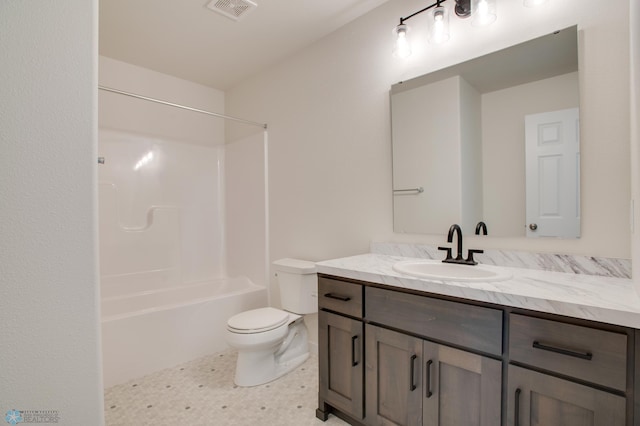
[514, 388, 521, 426]
[410, 354, 417, 391]
[532, 340, 593, 361]
[425, 360, 433, 398]
[324, 293, 351, 302]
[351, 335, 359, 367]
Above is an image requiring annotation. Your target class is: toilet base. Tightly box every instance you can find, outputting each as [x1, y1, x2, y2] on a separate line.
[234, 351, 310, 387]
[233, 321, 309, 387]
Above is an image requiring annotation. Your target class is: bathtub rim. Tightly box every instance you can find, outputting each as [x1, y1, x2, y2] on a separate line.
[101, 276, 266, 322]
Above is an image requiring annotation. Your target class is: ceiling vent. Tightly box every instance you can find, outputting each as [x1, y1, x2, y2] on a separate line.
[206, 0, 257, 22]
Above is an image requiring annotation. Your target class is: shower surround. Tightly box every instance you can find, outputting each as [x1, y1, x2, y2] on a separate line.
[98, 129, 267, 387]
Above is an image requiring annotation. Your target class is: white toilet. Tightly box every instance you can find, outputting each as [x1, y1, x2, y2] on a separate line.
[225, 258, 317, 387]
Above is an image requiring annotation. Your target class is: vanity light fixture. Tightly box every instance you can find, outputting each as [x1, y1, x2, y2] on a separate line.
[393, 23, 412, 58]
[394, 0, 497, 57]
[471, 0, 497, 27]
[428, 4, 450, 44]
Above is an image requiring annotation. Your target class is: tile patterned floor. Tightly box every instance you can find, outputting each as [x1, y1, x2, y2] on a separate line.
[104, 350, 348, 426]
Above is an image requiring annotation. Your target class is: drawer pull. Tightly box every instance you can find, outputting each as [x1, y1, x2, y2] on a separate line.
[410, 354, 418, 391]
[514, 388, 521, 426]
[532, 340, 593, 361]
[425, 360, 433, 398]
[351, 335, 359, 367]
[324, 293, 351, 302]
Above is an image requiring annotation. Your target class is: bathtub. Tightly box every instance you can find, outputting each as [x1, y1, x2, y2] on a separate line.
[101, 274, 268, 388]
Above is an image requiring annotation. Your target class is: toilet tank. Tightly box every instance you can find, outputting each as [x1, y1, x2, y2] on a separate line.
[273, 258, 318, 315]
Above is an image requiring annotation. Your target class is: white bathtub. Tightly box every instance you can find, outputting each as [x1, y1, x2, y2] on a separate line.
[101, 274, 268, 388]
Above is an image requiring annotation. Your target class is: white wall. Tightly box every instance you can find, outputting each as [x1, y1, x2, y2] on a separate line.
[0, 1, 104, 425]
[632, 1, 640, 292]
[100, 56, 225, 147]
[227, 0, 631, 263]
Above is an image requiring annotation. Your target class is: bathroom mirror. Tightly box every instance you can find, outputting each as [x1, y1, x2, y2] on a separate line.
[391, 26, 580, 238]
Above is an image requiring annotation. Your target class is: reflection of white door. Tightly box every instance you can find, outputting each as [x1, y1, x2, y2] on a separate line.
[525, 108, 580, 238]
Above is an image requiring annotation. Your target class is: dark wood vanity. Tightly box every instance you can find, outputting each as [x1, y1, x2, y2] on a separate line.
[316, 274, 638, 426]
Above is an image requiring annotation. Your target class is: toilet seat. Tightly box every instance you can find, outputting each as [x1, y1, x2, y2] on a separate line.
[227, 307, 289, 334]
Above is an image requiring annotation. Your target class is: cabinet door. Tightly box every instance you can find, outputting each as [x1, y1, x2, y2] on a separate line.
[506, 365, 626, 426]
[365, 324, 423, 426]
[422, 341, 501, 426]
[319, 311, 364, 419]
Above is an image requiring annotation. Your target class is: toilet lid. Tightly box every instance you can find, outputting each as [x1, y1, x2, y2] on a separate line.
[227, 307, 289, 334]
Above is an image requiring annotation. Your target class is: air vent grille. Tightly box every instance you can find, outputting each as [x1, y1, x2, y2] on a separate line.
[206, 0, 257, 22]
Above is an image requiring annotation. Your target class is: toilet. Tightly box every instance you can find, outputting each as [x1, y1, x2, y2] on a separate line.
[225, 258, 317, 387]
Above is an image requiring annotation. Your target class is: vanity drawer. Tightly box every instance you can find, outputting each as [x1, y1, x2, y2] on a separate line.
[509, 313, 627, 391]
[366, 287, 503, 356]
[318, 277, 363, 318]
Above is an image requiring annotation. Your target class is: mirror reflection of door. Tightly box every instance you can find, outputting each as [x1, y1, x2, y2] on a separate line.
[525, 108, 580, 238]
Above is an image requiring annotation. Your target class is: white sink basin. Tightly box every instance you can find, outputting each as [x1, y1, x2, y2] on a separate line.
[392, 259, 512, 282]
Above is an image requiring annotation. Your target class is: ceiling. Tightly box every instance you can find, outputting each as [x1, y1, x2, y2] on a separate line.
[99, 0, 389, 90]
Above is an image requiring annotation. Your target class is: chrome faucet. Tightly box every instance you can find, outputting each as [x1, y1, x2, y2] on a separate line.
[438, 224, 484, 265]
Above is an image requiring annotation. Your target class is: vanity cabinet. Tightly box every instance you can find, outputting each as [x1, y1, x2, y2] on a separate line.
[365, 324, 423, 425]
[317, 274, 635, 426]
[364, 286, 502, 426]
[506, 313, 628, 426]
[317, 277, 365, 422]
[365, 324, 501, 426]
[506, 365, 625, 426]
[365, 286, 503, 357]
[422, 340, 501, 425]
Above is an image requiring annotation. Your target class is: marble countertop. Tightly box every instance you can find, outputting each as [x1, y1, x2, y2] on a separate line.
[316, 253, 640, 329]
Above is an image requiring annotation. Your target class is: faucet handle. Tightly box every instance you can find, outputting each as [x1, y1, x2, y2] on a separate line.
[466, 249, 484, 265]
[438, 246, 453, 261]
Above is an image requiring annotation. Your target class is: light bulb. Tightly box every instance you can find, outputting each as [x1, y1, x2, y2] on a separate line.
[472, 0, 496, 27]
[428, 6, 450, 44]
[393, 24, 411, 58]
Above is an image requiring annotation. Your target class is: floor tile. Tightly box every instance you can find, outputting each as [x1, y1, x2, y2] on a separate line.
[104, 350, 347, 426]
